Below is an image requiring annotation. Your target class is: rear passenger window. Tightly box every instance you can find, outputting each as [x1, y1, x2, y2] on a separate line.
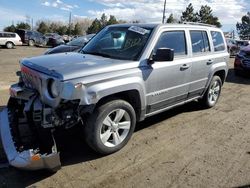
[155, 31, 187, 56]
[2, 33, 15, 38]
[211, 31, 225, 51]
[190, 31, 210, 53]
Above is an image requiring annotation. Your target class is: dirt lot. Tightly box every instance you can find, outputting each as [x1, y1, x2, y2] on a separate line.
[0, 46, 250, 188]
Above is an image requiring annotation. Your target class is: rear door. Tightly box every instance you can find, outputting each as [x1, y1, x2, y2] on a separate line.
[188, 30, 213, 98]
[145, 29, 192, 114]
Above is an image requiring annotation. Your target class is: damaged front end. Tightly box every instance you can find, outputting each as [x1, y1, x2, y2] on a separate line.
[0, 61, 90, 171]
[0, 87, 61, 171]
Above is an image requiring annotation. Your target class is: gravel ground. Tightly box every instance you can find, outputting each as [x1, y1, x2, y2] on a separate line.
[0, 46, 250, 188]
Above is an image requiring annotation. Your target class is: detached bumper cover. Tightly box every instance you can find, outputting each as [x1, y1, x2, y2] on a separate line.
[0, 108, 61, 170]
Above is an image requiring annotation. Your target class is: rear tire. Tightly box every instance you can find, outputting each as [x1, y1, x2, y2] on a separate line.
[6, 42, 14, 49]
[28, 39, 35, 46]
[84, 99, 136, 155]
[200, 76, 222, 108]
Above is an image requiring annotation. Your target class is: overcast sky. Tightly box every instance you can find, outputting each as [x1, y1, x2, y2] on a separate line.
[0, 0, 249, 32]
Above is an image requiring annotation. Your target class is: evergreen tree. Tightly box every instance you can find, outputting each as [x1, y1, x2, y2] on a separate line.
[197, 5, 221, 27]
[181, 3, 197, 22]
[87, 18, 102, 34]
[57, 25, 68, 35]
[73, 22, 82, 35]
[166, 14, 174, 23]
[37, 21, 50, 34]
[87, 14, 119, 34]
[4, 25, 16, 32]
[107, 15, 118, 25]
[16, 22, 31, 30]
[49, 22, 59, 33]
[100, 13, 108, 28]
[236, 12, 250, 40]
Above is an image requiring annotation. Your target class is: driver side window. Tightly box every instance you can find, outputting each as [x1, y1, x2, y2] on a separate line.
[154, 31, 187, 56]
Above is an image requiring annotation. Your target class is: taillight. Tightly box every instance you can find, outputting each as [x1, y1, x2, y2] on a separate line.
[234, 56, 241, 67]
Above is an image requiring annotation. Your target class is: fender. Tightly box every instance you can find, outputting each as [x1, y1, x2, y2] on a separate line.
[85, 76, 146, 109]
[204, 60, 228, 94]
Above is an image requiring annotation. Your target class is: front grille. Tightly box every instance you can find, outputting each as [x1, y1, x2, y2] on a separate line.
[21, 67, 42, 91]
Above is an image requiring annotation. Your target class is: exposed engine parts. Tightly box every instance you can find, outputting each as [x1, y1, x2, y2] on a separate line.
[28, 96, 81, 129]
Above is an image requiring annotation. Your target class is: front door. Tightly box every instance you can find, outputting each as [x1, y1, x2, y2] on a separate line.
[144, 30, 192, 114]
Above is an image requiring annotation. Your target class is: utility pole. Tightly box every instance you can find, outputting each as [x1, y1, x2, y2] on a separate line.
[162, 0, 166, 24]
[32, 18, 33, 30]
[69, 12, 72, 35]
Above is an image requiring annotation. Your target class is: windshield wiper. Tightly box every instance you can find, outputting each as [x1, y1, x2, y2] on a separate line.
[81, 51, 111, 58]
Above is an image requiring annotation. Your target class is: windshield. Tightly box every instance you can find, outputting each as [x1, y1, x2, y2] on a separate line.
[67, 34, 95, 46]
[81, 26, 152, 60]
[67, 37, 87, 46]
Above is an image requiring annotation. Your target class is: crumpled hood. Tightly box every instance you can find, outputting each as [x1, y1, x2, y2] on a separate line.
[21, 52, 136, 80]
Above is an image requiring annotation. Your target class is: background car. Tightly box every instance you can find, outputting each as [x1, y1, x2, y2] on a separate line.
[0, 31, 22, 49]
[234, 44, 250, 76]
[236, 39, 250, 50]
[16, 29, 47, 46]
[44, 34, 95, 55]
[226, 38, 240, 57]
[62, 35, 72, 43]
[45, 33, 65, 47]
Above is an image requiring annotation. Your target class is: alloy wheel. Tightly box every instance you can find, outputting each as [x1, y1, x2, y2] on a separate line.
[100, 109, 131, 147]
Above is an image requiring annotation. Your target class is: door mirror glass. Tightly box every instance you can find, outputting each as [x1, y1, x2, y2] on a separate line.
[152, 48, 174, 62]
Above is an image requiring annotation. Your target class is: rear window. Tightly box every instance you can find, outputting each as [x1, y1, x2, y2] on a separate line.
[211, 31, 225, 52]
[190, 30, 210, 53]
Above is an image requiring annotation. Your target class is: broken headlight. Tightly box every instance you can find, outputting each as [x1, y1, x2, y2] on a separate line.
[48, 79, 60, 98]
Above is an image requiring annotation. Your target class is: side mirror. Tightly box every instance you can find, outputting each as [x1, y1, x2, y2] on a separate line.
[150, 48, 174, 63]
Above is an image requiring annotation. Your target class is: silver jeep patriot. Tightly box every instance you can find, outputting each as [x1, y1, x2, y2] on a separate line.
[0, 23, 229, 171]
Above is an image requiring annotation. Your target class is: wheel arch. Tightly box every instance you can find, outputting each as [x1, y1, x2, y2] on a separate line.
[95, 90, 143, 122]
[214, 70, 226, 84]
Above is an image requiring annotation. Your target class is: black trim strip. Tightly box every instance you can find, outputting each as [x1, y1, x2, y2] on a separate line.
[146, 94, 187, 113]
[146, 88, 205, 114]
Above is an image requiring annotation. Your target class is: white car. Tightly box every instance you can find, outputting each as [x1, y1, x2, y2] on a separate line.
[0, 31, 22, 49]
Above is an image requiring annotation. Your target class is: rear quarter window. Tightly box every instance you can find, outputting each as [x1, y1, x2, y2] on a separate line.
[211, 31, 226, 52]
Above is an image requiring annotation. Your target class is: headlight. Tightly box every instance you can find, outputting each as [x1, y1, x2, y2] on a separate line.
[48, 79, 60, 98]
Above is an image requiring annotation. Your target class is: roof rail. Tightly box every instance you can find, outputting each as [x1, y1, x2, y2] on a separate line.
[183, 22, 217, 28]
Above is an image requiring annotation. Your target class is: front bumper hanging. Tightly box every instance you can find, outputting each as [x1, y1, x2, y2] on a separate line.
[0, 108, 61, 171]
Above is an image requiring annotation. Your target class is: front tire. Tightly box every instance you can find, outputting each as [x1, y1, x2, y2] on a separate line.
[6, 42, 14, 49]
[85, 99, 136, 155]
[201, 76, 222, 108]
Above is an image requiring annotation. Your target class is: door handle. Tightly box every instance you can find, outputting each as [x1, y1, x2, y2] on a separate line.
[207, 59, 213, 65]
[180, 64, 190, 71]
